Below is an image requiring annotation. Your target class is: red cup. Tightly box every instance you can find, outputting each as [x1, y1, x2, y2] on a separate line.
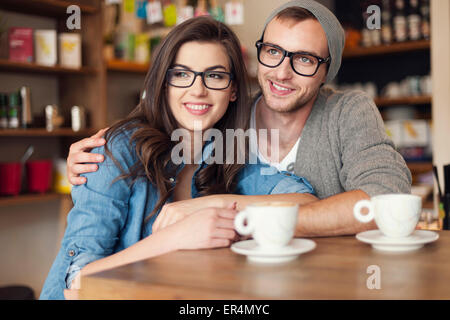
[26, 160, 53, 194]
[0, 162, 22, 196]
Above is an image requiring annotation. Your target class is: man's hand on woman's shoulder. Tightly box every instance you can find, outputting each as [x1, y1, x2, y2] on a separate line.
[67, 128, 108, 185]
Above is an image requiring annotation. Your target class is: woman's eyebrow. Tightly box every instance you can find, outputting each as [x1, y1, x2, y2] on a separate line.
[172, 64, 227, 71]
[172, 63, 190, 69]
[205, 65, 227, 71]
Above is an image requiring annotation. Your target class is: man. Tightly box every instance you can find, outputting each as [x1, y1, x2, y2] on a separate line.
[66, 0, 411, 237]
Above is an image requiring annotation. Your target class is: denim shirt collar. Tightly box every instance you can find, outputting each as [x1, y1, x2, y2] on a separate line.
[170, 139, 215, 199]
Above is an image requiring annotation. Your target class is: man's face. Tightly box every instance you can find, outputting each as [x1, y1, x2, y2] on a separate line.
[257, 18, 329, 113]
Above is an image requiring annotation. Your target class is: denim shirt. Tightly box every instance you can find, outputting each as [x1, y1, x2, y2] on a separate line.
[40, 128, 314, 299]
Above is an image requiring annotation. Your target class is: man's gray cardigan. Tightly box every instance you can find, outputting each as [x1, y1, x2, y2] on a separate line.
[292, 86, 411, 199]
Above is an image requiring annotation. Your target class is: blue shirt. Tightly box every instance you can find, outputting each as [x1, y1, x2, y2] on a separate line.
[40, 128, 314, 299]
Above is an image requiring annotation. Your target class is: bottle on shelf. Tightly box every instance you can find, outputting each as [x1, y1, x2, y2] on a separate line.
[0, 94, 8, 129]
[393, 0, 408, 42]
[8, 92, 20, 129]
[209, 0, 225, 22]
[408, 0, 422, 41]
[177, 0, 194, 25]
[20, 86, 32, 129]
[195, 0, 210, 17]
[420, 0, 430, 40]
[360, 0, 381, 47]
[381, 0, 393, 44]
[370, 0, 382, 46]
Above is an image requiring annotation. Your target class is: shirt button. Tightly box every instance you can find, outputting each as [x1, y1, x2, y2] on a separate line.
[287, 163, 295, 172]
[169, 177, 175, 183]
[68, 250, 75, 257]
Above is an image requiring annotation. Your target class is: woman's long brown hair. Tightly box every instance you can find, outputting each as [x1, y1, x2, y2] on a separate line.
[104, 17, 251, 222]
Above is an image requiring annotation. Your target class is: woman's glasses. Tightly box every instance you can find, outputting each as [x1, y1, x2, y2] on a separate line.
[166, 69, 234, 90]
[255, 41, 330, 77]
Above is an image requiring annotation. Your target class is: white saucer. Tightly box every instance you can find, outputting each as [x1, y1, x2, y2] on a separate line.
[356, 230, 439, 252]
[230, 239, 316, 263]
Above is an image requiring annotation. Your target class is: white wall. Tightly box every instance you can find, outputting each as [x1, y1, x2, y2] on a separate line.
[430, 1, 450, 202]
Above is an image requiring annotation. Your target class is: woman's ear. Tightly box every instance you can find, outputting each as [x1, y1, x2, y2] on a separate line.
[230, 90, 237, 102]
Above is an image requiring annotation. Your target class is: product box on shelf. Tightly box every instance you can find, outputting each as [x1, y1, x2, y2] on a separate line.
[385, 119, 431, 148]
[8, 27, 34, 63]
[35, 30, 57, 66]
[59, 33, 82, 69]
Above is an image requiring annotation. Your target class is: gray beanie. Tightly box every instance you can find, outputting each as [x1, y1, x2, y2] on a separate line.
[261, 0, 345, 83]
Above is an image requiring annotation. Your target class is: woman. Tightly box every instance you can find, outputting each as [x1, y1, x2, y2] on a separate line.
[40, 17, 316, 300]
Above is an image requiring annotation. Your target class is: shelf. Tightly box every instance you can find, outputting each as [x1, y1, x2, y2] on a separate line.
[0, 59, 98, 75]
[374, 95, 432, 107]
[343, 40, 430, 59]
[106, 60, 150, 74]
[0, 192, 68, 207]
[0, 0, 99, 17]
[407, 161, 433, 173]
[0, 128, 97, 137]
[423, 201, 434, 209]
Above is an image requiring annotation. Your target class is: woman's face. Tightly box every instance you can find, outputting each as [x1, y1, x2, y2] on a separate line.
[167, 41, 236, 133]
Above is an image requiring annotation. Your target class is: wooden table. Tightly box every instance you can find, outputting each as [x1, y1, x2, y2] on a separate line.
[79, 231, 450, 300]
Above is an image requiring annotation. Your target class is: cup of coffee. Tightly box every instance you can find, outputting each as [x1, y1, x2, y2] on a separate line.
[353, 194, 422, 238]
[234, 201, 298, 250]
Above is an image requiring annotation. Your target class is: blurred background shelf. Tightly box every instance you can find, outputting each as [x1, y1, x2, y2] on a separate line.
[0, 0, 99, 17]
[407, 161, 433, 173]
[0, 59, 98, 75]
[106, 59, 150, 74]
[0, 193, 68, 207]
[0, 128, 97, 137]
[374, 95, 431, 107]
[343, 40, 430, 59]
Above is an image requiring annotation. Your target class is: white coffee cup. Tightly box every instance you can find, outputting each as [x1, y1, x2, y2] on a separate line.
[234, 201, 298, 250]
[353, 194, 422, 238]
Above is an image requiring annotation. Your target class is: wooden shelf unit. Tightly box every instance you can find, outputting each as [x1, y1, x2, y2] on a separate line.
[0, 128, 97, 137]
[0, 193, 67, 207]
[343, 40, 430, 59]
[0, 59, 98, 75]
[0, 0, 105, 209]
[407, 161, 433, 174]
[0, 0, 99, 17]
[374, 95, 432, 107]
[106, 59, 150, 74]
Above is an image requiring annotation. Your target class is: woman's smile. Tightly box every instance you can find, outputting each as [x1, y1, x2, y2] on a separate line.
[183, 102, 213, 115]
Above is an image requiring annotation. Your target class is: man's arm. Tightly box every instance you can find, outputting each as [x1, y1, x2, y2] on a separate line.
[295, 190, 376, 237]
[295, 92, 411, 237]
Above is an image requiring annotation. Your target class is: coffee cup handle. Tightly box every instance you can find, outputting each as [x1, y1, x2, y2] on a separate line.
[353, 200, 375, 223]
[234, 210, 254, 236]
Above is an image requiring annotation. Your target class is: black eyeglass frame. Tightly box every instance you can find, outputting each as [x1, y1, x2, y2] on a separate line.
[255, 40, 331, 77]
[166, 68, 234, 90]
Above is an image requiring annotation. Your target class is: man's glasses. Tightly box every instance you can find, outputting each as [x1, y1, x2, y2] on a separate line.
[255, 41, 330, 77]
[166, 69, 234, 90]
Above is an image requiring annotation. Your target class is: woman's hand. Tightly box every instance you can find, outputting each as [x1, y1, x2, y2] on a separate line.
[152, 195, 235, 233]
[63, 289, 79, 300]
[67, 128, 108, 185]
[165, 204, 239, 250]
